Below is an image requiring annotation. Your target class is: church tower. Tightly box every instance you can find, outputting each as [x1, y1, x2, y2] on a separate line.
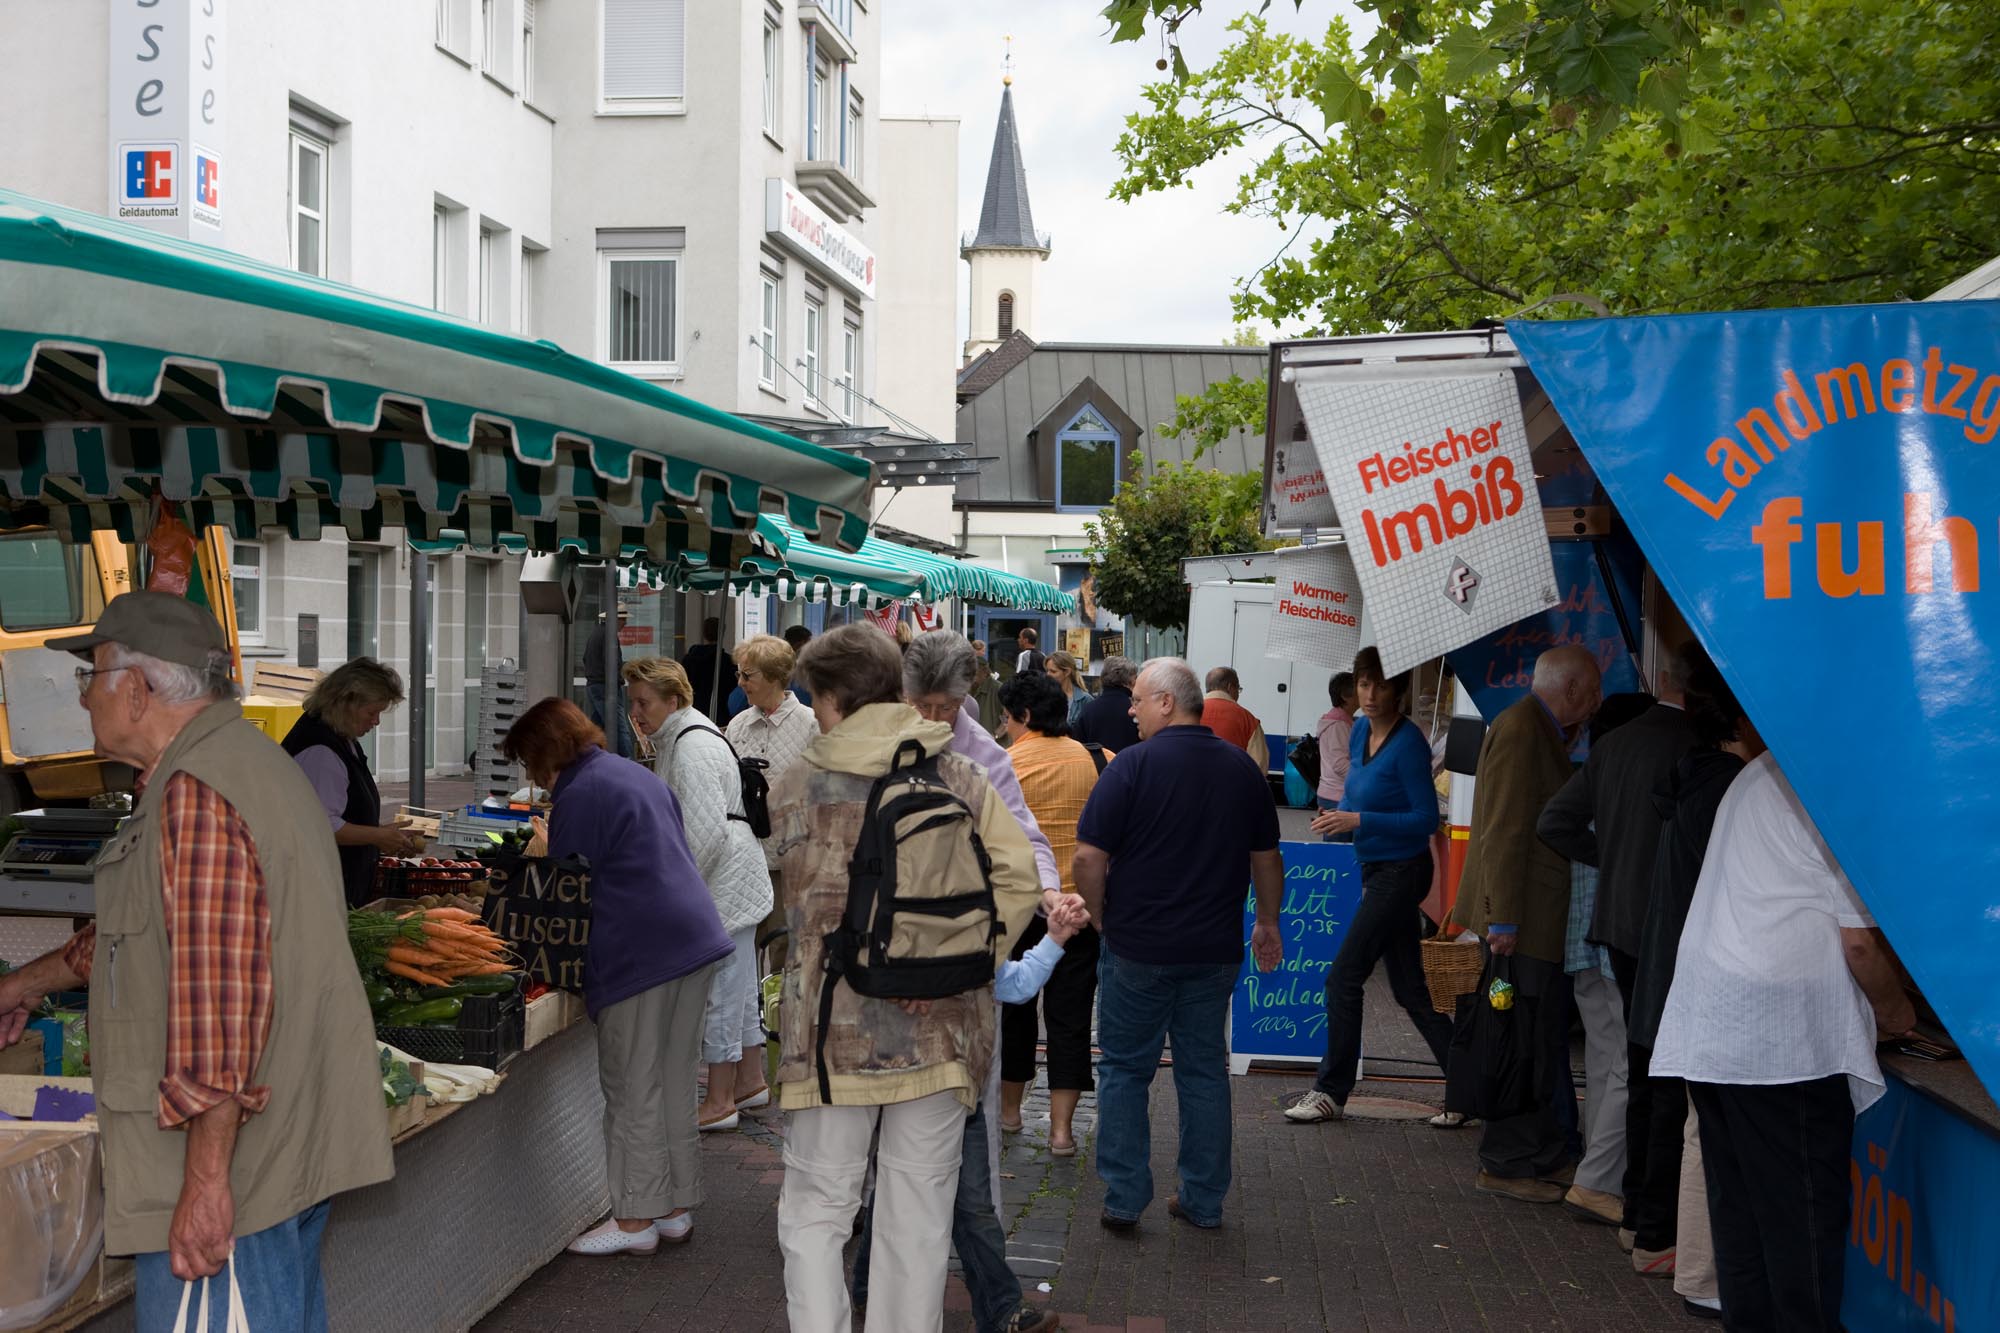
[962, 54, 1050, 363]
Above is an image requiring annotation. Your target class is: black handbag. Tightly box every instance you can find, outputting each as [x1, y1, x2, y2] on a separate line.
[1444, 952, 1540, 1120]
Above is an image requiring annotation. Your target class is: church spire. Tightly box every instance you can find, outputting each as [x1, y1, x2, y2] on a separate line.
[967, 41, 1049, 255]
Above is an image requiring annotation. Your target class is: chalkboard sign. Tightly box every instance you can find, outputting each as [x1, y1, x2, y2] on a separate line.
[1229, 840, 1362, 1074]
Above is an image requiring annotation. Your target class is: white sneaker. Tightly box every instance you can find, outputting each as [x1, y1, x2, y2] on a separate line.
[566, 1219, 659, 1256]
[737, 1087, 771, 1111]
[653, 1212, 694, 1244]
[698, 1110, 740, 1132]
[1283, 1091, 1343, 1123]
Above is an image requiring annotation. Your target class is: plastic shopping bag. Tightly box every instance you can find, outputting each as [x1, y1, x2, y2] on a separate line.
[1444, 952, 1540, 1121]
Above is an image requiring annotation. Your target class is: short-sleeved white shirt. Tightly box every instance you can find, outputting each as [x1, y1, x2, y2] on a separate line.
[1650, 752, 1884, 1113]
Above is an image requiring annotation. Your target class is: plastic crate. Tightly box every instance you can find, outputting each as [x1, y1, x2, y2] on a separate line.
[375, 983, 524, 1072]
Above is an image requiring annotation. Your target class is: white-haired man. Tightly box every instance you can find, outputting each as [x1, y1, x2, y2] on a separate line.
[0, 592, 390, 1329]
[1074, 657, 1284, 1232]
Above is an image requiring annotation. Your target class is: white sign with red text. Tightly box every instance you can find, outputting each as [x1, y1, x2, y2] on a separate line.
[1292, 367, 1558, 676]
[1268, 430, 1341, 531]
[764, 179, 876, 300]
[1264, 543, 1364, 670]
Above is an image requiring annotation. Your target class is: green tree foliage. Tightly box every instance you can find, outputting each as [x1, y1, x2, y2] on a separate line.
[1085, 455, 1268, 633]
[1159, 373, 1269, 457]
[1110, 3, 2000, 333]
[1105, 0, 1781, 150]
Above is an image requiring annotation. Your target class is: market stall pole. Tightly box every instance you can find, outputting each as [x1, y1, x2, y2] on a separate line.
[410, 549, 430, 808]
[0, 186, 877, 1333]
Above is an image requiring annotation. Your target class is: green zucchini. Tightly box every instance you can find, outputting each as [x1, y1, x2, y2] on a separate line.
[421, 974, 519, 999]
[364, 982, 398, 1011]
[381, 997, 463, 1027]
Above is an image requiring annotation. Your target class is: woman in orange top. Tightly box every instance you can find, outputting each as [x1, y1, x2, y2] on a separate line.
[994, 670, 1104, 1155]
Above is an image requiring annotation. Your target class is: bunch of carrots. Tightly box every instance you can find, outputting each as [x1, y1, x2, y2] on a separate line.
[348, 907, 518, 988]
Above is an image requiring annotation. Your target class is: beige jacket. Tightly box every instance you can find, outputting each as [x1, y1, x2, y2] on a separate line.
[769, 703, 1040, 1112]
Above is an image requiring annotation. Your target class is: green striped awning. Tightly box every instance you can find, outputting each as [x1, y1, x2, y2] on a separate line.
[0, 190, 874, 562]
[620, 518, 1076, 615]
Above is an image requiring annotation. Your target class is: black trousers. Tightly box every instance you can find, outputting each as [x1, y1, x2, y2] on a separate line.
[1477, 949, 1576, 1180]
[1611, 948, 1688, 1247]
[1000, 916, 1100, 1091]
[1689, 1077, 1854, 1333]
[1311, 852, 1455, 1103]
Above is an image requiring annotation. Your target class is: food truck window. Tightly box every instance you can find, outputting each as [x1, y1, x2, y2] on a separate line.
[0, 533, 103, 633]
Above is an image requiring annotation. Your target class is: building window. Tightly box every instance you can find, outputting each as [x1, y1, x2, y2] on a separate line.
[601, 250, 682, 375]
[839, 319, 859, 423]
[481, 0, 496, 65]
[522, 0, 537, 100]
[288, 130, 328, 277]
[347, 549, 380, 662]
[997, 291, 1015, 339]
[432, 205, 450, 310]
[601, 0, 687, 113]
[477, 227, 496, 324]
[231, 539, 263, 642]
[808, 53, 832, 159]
[761, 13, 781, 139]
[759, 271, 781, 390]
[844, 90, 863, 176]
[520, 243, 543, 335]
[1055, 405, 1121, 510]
[802, 294, 823, 408]
[463, 558, 490, 760]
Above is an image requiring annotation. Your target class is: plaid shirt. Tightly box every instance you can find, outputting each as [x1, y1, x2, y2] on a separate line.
[1007, 733, 1101, 896]
[62, 773, 274, 1128]
[1566, 859, 1612, 976]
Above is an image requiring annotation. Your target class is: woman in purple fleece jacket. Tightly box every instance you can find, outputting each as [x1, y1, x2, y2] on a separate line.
[503, 698, 732, 1258]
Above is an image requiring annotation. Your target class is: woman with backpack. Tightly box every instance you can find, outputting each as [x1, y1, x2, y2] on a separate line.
[768, 625, 1042, 1333]
[503, 698, 731, 1257]
[624, 657, 776, 1132]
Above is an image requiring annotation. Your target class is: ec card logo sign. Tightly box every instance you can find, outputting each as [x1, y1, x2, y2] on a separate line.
[1292, 367, 1558, 676]
[108, 0, 225, 238]
[117, 141, 180, 216]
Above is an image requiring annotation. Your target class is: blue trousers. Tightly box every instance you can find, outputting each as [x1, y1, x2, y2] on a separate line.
[1094, 945, 1238, 1227]
[852, 1098, 1021, 1332]
[134, 1201, 331, 1333]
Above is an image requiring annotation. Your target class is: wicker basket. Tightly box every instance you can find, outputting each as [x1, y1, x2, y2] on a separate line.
[1421, 937, 1485, 1016]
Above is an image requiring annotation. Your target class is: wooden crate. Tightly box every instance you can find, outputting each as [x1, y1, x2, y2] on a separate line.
[248, 662, 323, 703]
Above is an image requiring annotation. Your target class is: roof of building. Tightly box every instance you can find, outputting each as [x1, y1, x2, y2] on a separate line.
[954, 342, 1269, 505]
[956, 330, 1039, 398]
[968, 87, 1047, 252]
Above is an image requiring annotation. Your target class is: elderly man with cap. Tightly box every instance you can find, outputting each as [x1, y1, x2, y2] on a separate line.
[0, 592, 391, 1330]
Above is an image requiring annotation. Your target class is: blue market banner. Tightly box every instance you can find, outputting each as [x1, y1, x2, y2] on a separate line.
[1845, 1075, 2000, 1329]
[1510, 301, 2000, 1096]
[1230, 840, 1360, 1069]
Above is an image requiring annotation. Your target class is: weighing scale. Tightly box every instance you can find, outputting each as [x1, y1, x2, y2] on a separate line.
[0, 809, 124, 915]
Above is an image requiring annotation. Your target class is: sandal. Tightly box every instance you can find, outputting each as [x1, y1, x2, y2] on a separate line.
[999, 1117, 1024, 1134]
[1049, 1137, 1077, 1157]
[1428, 1110, 1479, 1129]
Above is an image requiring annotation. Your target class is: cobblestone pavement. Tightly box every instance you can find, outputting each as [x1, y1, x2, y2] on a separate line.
[477, 969, 1703, 1332]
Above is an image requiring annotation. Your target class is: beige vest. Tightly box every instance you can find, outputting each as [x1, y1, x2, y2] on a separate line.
[87, 702, 393, 1256]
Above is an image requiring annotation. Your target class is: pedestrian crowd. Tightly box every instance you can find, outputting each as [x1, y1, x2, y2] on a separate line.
[0, 593, 1907, 1333]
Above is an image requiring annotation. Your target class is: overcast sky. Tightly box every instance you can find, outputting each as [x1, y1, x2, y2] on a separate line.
[883, 1, 1366, 347]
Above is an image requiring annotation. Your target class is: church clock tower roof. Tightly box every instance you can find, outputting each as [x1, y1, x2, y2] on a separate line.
[968, 85, 1049, 253]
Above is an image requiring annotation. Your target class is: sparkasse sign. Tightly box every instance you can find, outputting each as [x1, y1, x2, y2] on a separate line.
[764, 179, 876, 301]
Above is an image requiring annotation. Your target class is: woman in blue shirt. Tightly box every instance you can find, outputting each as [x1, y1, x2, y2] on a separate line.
[1284, 647, 1454, 1124]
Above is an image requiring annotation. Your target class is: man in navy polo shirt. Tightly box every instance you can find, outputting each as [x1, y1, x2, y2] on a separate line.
[1073, 657, 1284, 1231]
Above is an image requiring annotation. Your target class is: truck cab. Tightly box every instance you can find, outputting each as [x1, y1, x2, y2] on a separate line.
[0, 528, 240, 812]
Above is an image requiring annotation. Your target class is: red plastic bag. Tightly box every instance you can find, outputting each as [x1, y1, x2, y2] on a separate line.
[145, 510, 197, 595]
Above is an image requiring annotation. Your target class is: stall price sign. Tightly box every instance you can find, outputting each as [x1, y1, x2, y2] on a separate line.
[1293, 367, 1559, 676]
[1264, 543, 1364, 671]
[1229, 840, 1361, 1075]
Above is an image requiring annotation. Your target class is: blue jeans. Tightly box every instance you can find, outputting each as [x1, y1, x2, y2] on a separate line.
[1094, 945, 1238, 1227]
[135, 1201, 331, 1333]
[851, 1099, 1021, 1332]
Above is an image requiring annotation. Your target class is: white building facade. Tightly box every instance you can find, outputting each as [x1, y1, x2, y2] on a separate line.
[0, 0, 930, 780]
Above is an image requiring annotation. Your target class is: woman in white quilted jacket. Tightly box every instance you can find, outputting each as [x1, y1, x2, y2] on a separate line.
[624, 656, 776, 1131]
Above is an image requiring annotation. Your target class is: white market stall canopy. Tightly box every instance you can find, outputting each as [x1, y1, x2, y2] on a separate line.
[0, 190, 875, 564]
[622, 516, 1077, 615]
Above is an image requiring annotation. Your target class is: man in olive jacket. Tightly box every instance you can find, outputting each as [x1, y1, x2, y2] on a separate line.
[0, 593, 391, 1327]
[1452, 645, 1601, 1203]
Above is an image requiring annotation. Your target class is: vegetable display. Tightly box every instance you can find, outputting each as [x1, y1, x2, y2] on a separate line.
[350, 907, 522, 1021]
[379, 1045, 422, 1107]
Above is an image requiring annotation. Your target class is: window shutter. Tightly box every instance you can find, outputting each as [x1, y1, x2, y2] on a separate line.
[602, 0, 686, 100]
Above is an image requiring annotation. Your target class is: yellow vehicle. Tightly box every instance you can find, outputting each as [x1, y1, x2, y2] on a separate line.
[0, 528, 240, 813]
